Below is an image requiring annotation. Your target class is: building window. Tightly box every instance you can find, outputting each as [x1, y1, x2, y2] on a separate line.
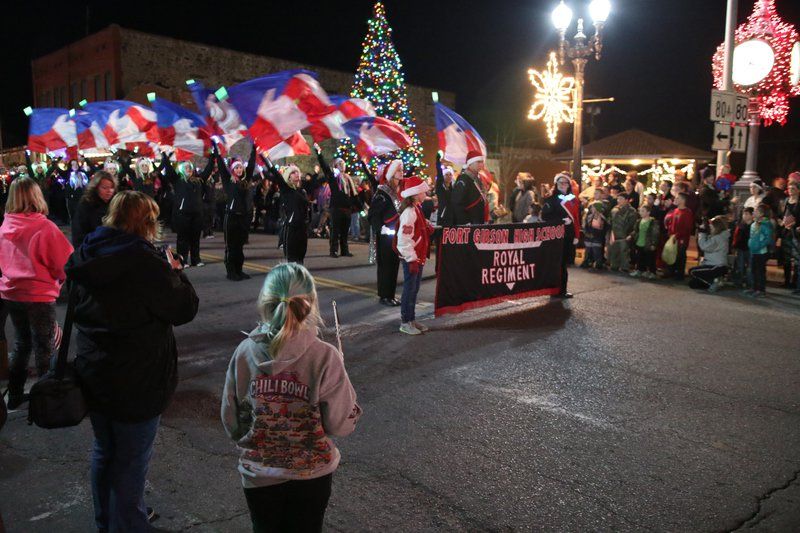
[94, 75, 102, 101]
[104, 71, 112, 100]
[81, 79, 87, 101]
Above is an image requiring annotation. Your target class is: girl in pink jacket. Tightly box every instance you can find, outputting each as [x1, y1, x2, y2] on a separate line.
[221, 263, 361, 533]
[0, 177, 73, 409]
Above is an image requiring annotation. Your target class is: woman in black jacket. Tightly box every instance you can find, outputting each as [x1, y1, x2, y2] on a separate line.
[71, 171, 117, 247]
[215, 143, 258, 280]
[160, 151, 213, 267]
[365, 159, 404, 306]
[262, 158, 314, 264]
[314, 145, 359, 257]
[65, 191, 199, 532]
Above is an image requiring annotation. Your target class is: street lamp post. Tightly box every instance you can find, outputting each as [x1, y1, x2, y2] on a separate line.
[551, 0, 610, 188]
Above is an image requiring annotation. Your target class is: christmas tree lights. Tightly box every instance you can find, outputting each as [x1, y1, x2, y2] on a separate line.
[336, 2, 425, 177]
[712, 0, 800, 126]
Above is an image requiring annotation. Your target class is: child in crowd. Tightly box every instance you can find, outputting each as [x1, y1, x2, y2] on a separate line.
[664, 192, 695, 280]
[608, 193, 637, 272]
[689, 216, 730, 291]
[630, 205, 660, 279]
[523, 204, 542, 223]
[747, 203, 774, 298]
[732, 207, 753, 289]
[582, 202, 607, 269]
[221, 263, 362, 533]
[396, 176, 434, 335]
[783, 213, 800, 295]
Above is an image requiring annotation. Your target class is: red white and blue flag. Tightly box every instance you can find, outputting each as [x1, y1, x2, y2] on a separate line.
[341, 116, 411, 159]
[265, 132, 311, 160]
[151, 97, 212, 161]
[27, 108, 78, 155]
[81, 101, 158, 155]
[434, 103, 487, 166]
[309, 95, 376, 142]
[226, 69, 333, 151]
[188, 81, 248, 153]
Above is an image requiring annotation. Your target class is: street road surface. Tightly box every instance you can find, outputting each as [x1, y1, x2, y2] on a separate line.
[1, 233, 799, 532]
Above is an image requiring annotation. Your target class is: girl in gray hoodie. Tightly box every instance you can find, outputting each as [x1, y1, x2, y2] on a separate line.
[221, 263, 362, 533]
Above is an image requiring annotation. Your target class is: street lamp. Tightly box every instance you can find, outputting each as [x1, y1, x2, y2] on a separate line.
[552, 0, 610, 187]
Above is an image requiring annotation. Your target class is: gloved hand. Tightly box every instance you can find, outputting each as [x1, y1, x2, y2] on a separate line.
[408, 261, 420, 276]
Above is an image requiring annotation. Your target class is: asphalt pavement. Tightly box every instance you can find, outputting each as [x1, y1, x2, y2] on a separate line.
[1, 231, 799, 532]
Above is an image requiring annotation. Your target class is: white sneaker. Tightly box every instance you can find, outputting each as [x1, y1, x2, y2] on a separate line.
[412, 321, 429, 332]
[644, 272, 656, 280]
[629, 270, 641, 278]
[708, 281, 721, 292]
[399, 322, 422, 335]
[195, 262, 206, 267]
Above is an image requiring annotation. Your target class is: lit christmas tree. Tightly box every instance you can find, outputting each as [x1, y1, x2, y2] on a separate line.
[336, 1, 425, 177]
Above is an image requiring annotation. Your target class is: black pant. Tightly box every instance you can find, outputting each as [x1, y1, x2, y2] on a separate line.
[330, 209, 350, 255]
[202, 202, 215, 236]
[3, 300, 55, 396]
[244, 474, 332, 533]
[689, 264, 728, 289]
[377, 234, 400, 299]
[225, 213, 249, 275]
[670, 244, 688, 280]
[751, 253, 768, 292]
[559, 241, 575, 295]
[285, 224, 308, 264]
[635, 246, 657, 273]
[174, 211, 203, 266]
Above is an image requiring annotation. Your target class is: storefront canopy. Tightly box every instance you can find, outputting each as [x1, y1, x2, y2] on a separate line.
[555, 129, 714, 164]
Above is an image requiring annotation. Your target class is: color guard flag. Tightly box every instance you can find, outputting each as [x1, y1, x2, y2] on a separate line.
[227, 69, 333, 151]
[150, 97, 211, 161]
[27, 108, 78, 154]
[309, 95, 376, 142]
[434, 103, 487, 166]
[265, 132, 311, 160]
[188, 80, 248, 152]
[81, 100, 158, 154]
[341, 116, 411, 159]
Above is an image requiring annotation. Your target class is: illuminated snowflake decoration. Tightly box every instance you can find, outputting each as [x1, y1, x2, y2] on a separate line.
[527, 52, 576, 144]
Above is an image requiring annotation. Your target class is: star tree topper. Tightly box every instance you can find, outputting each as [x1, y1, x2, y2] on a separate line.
[527, 52, 576, 144]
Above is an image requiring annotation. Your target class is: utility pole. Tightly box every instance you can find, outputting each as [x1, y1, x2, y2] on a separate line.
[715, 0, 738, 173]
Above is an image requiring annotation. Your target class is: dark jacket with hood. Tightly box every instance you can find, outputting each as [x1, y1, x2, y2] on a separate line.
[65, 226, 199, 422]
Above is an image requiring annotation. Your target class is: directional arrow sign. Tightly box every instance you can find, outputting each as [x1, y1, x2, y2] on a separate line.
[712, 123, 731, 151]
[731, 125, 747, 153]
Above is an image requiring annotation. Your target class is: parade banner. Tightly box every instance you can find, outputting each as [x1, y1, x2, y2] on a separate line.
[435, 221, 564, 317]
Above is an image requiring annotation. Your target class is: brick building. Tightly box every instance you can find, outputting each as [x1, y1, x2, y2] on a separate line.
[31, 24, 455, 170]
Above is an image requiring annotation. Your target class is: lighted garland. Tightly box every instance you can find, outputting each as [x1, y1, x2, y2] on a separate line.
[336, 2, 425, 177]
[712, 0, 800, 126]
[581, 161, 696, 192]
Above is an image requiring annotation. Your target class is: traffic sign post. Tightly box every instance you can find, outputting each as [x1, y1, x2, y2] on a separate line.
[712, 123, 732, 151]
[730, 125, 747, 153]
[710, 89, 738, 123]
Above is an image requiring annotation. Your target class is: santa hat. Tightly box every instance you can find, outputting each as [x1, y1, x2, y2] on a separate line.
[376, 163, 389, 185]
[553, 172, 571, 184]
[788, 171, 800, 183]
[281, 164, 300, 185]
[400, 175, 429, 198]
[442, 166, 454, 178]
[230, 159, 244, 172]
[465, 150, 484, 167]
[386, 159, 403, 181]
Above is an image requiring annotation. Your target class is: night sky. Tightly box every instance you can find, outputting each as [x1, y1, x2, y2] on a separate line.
[1, 0, 799, 174]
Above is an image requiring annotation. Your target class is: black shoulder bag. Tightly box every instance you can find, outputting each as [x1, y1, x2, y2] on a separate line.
[28, 283, 88, 428]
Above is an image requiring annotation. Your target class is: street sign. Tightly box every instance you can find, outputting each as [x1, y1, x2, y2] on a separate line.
[734, 95, 749, 123]
[710, 90, 738, 122]
[731, 125, 747, 153]
[712, 123, 731, 150]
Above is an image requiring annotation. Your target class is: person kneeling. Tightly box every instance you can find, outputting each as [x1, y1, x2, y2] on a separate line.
[689, 216, 730, 292]
[396, 176, 434, 335]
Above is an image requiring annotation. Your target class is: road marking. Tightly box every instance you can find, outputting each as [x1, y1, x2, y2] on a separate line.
[199, 253, 378, 297]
